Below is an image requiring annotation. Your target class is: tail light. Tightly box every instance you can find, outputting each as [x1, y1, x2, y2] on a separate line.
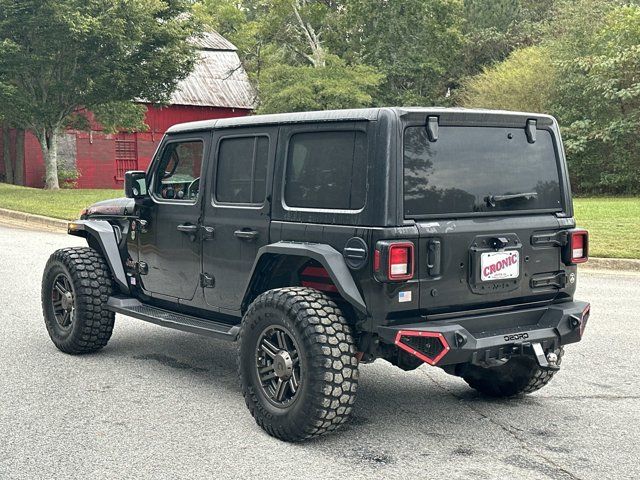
[395, 330, 450, 365]
[565, 229, 589, 264]
[374, 241, 415, 281]
[389, 243, 414, 280]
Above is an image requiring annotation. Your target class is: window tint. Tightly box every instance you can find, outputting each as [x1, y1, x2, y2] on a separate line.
[216, 136, 269, 204]
[155, 140, 203, 201]
[284, 130, 367, 210]
[403, 126, 562, 216]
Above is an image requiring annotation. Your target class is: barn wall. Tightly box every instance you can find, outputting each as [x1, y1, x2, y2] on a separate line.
[0, 128, 26, 185]
[145, 105, 248, 133]
[0, 128, 6, 180]
[75, 132, 117, 189]
[14, 105, 251, 189]
[23, 132, 43, 187]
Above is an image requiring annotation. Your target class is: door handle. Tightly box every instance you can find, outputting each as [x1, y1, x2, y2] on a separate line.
[177, 224, 198, 234]
[234, 229, 259, 241]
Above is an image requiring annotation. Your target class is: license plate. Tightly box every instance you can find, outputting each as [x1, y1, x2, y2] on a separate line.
[480, 251, 520, 281]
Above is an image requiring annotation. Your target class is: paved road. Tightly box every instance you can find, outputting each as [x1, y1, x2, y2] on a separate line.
[0, 222, 638, 480]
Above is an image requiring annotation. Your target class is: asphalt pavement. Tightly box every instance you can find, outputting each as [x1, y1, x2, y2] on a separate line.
[0, 222, 638, 480]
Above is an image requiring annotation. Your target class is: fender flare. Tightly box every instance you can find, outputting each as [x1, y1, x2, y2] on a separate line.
[243, 241, 367, 314]
[67, 219, 130, 294]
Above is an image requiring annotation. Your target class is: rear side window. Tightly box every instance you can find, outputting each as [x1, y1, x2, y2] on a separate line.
[216, 136, 269, 204]
[284, 130, 367, 210]
[403, 126, 562, 216]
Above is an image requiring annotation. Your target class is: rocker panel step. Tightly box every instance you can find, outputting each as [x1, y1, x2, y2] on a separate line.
[107, 296, 240, 341]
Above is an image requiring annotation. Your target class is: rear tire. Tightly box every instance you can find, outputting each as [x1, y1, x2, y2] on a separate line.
[238, 287, 359, 441]
[41, 247, 115, 354]
[460, 347, 564, 397]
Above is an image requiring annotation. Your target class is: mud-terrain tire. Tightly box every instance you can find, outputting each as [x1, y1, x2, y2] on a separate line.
[41, 247, 115, 354]
[460, 347, 564, 397]
[238, 287, 359, 441]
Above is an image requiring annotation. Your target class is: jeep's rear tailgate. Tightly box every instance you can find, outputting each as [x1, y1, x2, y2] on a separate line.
[401, 113, 576, 315]
[415, 215, 576, 314]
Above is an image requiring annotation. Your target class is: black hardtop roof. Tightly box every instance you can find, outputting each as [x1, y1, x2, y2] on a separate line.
[165, 107, 556, 134]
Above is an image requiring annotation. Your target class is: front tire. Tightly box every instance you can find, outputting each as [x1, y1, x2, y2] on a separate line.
[238, 287, 359, 441]
[41, 247, 115, 354]
[459, 348, 564, 397]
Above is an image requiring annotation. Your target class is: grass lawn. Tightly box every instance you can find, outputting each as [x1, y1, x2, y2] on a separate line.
[0, 183, 121, 221]
[0, 183, 638, 259]
[573, 197, 640, 259]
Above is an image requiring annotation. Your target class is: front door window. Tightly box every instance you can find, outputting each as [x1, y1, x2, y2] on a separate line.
[154, 140, 204, 202]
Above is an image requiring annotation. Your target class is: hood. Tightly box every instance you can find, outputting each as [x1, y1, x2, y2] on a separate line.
[83, 197, 135, 218]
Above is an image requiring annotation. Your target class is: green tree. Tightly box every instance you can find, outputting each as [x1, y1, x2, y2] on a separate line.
[460, 0, 557, 75]
[198, 0, 382, 112]
[460, 45, 556, 113]
[0, 0, 198, 189]
[340, 0, 465, 106]
[195, 0, 274, 79]
[198, 0, 469, 109]
[461, 0, 640, 194]
[552, 1, 639, 194]
[257, 55, 382, 113]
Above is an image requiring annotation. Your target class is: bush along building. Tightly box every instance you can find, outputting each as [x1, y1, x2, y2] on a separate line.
[0, 32, 256, 189]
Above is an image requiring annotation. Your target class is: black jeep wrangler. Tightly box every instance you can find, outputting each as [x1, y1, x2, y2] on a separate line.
[42, 108, 590, 441]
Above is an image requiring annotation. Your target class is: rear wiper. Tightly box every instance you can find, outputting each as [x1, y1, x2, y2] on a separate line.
[484, 192, 538, 207]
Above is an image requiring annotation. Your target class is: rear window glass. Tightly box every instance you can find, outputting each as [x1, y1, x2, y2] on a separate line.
[216, 136, 268, 204]
[403, 126, 562, 216]
[284, 130, 367, 210]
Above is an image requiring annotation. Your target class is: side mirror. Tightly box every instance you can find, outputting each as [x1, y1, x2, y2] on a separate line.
[124, 171, 148, 198]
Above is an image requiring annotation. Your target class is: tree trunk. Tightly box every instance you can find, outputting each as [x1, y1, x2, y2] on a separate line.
[2, 123, 14, 184]
[14, 129, 24, 186]
[292, 1, 326, 68]
[38, 129, 60, 190]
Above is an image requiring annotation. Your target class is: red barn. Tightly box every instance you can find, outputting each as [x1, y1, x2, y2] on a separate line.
[0, 32, 256, 189]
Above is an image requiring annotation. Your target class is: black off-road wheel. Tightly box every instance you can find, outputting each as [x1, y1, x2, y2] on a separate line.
[238, 287, 359, 441]
[41, 247, 115, 354]
[459, 348, 564, 397]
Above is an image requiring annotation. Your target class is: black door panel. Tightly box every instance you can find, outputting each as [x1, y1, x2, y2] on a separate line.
[202, 127, 277, 312]
[136, 134, 208, 300]
[137, 203, 201, 299]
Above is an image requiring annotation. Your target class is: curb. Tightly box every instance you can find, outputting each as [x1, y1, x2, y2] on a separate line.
[0, 207, 68, 232]
[0, 207, 638, 272]
[581, 257, 640, 273]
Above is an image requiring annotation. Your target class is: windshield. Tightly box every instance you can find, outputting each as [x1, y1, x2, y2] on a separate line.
[403, 126, 563, 217]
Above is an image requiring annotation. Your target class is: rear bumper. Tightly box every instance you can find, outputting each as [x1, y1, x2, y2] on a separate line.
[378, 300, 590, 367]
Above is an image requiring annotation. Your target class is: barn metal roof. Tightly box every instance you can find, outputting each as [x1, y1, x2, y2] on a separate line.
[190, 31, 237, 52]
[169, 32, 256, 110]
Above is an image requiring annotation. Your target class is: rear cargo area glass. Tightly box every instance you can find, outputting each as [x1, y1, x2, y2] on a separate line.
[403, 126, 562, 216]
